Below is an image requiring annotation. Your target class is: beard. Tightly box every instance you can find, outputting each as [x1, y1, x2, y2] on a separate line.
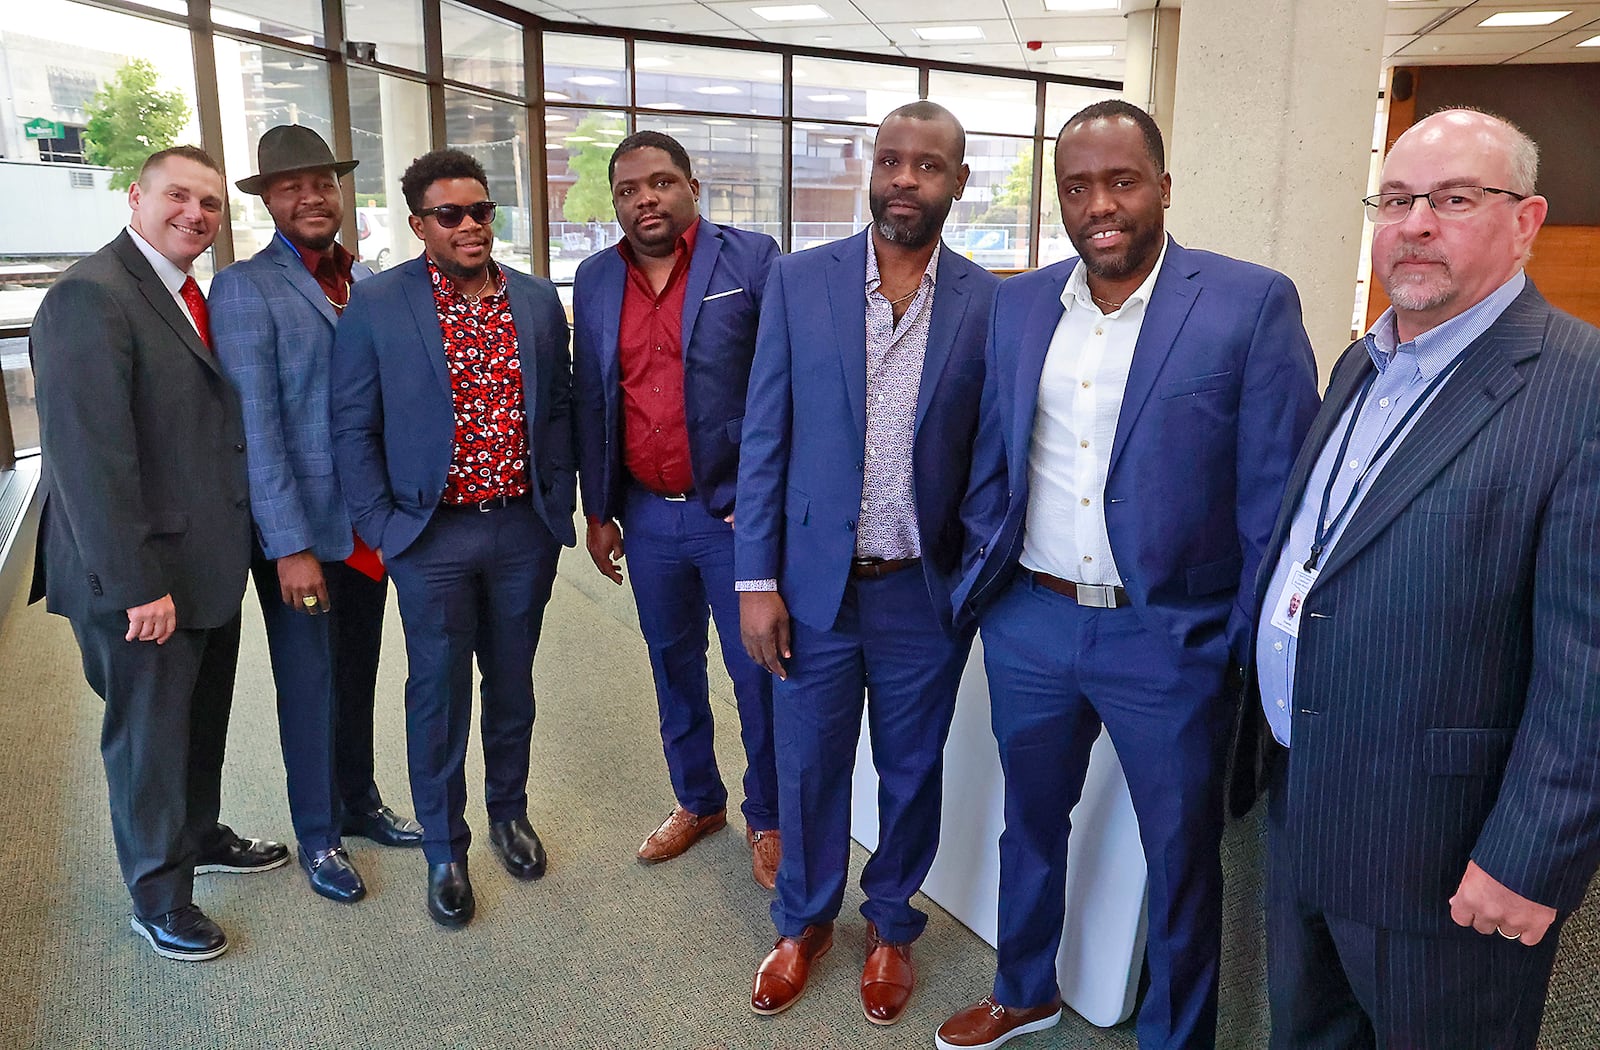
[870, 188, 952, 250]
[1381, 247, 1456, 312]
[1071, 220, 1164, 281]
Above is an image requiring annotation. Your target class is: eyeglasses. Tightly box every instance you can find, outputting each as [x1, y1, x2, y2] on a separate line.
[415, 201, 497, 228]
[1362, 186, 1527, 225]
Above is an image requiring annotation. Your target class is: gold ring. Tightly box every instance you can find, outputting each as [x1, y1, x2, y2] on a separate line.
[302, 596, 319, 608]
[1496, 926, 1522, 941]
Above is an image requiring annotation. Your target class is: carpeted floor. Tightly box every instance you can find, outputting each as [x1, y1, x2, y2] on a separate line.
[0, 543, 1593, 1049]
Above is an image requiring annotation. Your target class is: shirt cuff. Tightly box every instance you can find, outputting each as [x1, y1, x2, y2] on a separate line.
[735, 579, 778, 592]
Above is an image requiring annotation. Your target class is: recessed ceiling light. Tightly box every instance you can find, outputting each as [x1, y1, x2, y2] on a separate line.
[1577, 33, 1600, 45]
[1043, 0, 1117, 10]
[915, 25, 985, 41]
[824, 137, 852, 144]
[696, 85, 743, 94]
[751, 4, 829, 21]
[807, 93, 851, 102]
[569, 75, 617, 86]
[1054, 43, 1115, 58]
[1477, 10, 1569, 26]
[544, 90, 571, 102]
[642, 101, 687, 110]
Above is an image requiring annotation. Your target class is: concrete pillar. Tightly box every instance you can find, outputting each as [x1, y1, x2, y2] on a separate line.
[1165, 0, 1387, 375]
[1121, 5, 1180, 157]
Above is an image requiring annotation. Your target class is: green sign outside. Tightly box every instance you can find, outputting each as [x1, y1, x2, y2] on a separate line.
[24, 117, 64, 140]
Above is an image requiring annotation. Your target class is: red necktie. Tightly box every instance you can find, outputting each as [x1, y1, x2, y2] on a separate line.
[180, 275, 212, 350]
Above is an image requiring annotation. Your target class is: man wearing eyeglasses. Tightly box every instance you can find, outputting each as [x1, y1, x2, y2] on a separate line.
[1231, 108, 1600, 1048]
[330, 149, 576, 928]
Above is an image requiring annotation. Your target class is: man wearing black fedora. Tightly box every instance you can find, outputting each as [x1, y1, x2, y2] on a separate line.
[211, 124, 423, 904]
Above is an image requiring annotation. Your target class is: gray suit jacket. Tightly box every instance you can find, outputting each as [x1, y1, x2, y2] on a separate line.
[30, 230, 252, 629]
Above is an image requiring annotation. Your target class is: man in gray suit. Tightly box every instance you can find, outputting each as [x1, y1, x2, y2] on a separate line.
[211, 126, 423, 907]
[1234, 109, 1600, 1048]
[30, 145, 287, 962]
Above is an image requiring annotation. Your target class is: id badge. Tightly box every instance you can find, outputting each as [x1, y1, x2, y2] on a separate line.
[1268, 563, 1319, 639]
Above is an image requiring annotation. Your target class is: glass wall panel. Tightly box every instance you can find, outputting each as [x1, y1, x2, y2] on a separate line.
[947, 133, 1032, 270]
[442, 1, 523, 98]
[344, 0, 426, 72]
[348, 67, 430, 271]
[543, 34, 627, 107]
[211, 0, 324, 48]
[0, 0, 202, 331]
[636, 115, 783, 243]
[790, 122, 872, 251]
[635, 42, 782, 117]
[1043, 81, 1122, 138]
[2, 337, 38, 454]
[927, 70, 1038, 137]
[445, 89, 532, 273]
[214, 40, 332, 258]
[544, 107, 628, 283]
[791, 57, 918, 124]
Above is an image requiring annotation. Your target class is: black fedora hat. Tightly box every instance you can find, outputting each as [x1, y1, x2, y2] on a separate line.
[236, 124, 358, 195]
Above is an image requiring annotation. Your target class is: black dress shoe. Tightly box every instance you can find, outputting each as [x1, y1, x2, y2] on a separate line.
[427, 861, 475, 927]
[130, 904, 228, 961]
[299, 844, 367, 903]
[341, 806, 424, 848]
[488, 817, 546, 881]
[195, 826, 290, 874]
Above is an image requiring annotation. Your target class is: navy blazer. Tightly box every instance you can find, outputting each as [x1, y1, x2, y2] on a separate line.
[1229, 283, 1600, 929]
[211, 234, 374, 561]
[328, 255, 577, 557]
[954, 238, 1320, 668]
[735, 230, 1000, 634]
[571, 218, 779, 521]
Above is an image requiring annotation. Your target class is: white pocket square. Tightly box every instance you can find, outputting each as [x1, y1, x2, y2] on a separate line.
[702, 288, 743, 302]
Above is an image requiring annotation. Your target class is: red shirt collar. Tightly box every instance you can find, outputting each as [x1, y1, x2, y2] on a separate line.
[282, 233, 355, 283]
[617, 215, 700, 273]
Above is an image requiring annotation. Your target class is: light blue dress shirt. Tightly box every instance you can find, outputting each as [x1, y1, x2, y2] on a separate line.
[1256, 271, 1527, 746]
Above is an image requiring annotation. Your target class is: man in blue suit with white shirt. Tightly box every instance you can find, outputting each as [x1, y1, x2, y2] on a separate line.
[738, 102, 999, 1027]
[212, 126, 422, 907]
[937, 101, 1318, 1050]
[1235, 108, 1600, 1050]
[571, 132, 782, 888]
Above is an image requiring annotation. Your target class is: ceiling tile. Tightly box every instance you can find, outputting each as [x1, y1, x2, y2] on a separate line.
[744, 23, 896, 45]
[1396, 28, 1569, 54]
[875, 18, 1019, 44]
[850, 0, 1013, 20]
[704, 0, 868, 29]
[1008, 15, 1128, 40]
[573, 4, 748, 32]
[1434, 4, 1591, 34]
[1384, 6, 1468, 35]
[898, 41, 1027, 63]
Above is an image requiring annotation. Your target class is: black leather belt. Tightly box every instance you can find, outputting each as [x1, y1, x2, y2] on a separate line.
[441, 492, 531, 513]
[851, 557, 920, 580]
[1025, 569, 1130, 608]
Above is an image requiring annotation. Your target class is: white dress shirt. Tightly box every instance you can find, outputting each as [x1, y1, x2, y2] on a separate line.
[125, 225, 205, 339]
[1019, 240, 1168, 584]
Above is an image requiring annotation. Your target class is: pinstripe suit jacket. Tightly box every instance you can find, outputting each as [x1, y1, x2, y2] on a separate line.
[1230, 282, 1600, 930]
[209, 234, 374, 561]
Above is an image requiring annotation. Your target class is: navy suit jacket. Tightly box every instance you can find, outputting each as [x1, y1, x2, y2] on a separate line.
[954, 238, 1320, 669]
[571, 218, 779, 522]
[210, 234, 374, 561]
[735, 230, 1000, 634]
[1229, 283, 1600, 929]
[328, 255, 577, 557]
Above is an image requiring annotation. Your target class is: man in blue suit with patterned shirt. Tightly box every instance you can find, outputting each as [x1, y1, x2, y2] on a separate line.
[211, 126, 422, 907]
[571, 132, 783, 889]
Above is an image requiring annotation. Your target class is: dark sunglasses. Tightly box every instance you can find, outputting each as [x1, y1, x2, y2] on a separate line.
[415, 201, 497, 228]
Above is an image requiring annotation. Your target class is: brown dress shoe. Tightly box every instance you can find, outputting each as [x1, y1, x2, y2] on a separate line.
[636, 805, 726, 864]
[860, 922, 915, 1025]
[751, 922, 834, 1015]
[935, 995, 1063, 1050]
[746, 825, 781, 891]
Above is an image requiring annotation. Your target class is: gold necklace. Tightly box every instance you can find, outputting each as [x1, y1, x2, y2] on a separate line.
[1091, 292, 1126, 312]
[881, 285, 920, 308]
[459, 270, 495, 306]
[324, 277, 350, 310]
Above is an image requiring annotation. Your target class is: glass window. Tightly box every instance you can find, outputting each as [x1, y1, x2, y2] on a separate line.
[445, 89, 532, 274]
[211, 0, 324, 48]
[636, 115, 782, 244]
[544, 108, 628, 284]
[543, 34, 627, 107]
[214, 40, 332, 260]
[343, 0, 425, 71]
[348, 68, 429, 271]
[790, 123, 873, 251]
[927, 70, 1038, 137]
[1043, 81, 1122, 139]
[635, 42, 782, 117]
[947, 134, 1033, 270]
[791, 57, 918, 125]
[2, 337, 38, 454]
[442, 1, 523, 98]
[0, 0, 201, 329]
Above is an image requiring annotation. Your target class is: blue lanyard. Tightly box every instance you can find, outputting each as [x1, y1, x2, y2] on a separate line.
[1304, 356, 1463, 571]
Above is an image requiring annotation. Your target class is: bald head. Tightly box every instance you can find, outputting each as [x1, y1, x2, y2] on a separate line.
[1388, 109, 1538, 196]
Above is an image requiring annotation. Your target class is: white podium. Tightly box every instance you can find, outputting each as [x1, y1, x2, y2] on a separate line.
[849, 637, 1149, 1027]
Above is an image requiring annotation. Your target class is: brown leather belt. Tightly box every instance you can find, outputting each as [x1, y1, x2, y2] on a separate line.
[851, 557, 920, 580]
[1025, 569, 1131, 608]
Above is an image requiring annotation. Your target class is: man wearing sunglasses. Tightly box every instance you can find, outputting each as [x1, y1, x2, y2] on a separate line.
[331, 149, 576, 928]
[1233, 109, 1600, 1048]
[571, 132, 782, 889]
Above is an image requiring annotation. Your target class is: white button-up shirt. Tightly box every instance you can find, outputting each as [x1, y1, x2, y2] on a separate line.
[1019, 240, 1168, 585]
[125, 224, 205, 340]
